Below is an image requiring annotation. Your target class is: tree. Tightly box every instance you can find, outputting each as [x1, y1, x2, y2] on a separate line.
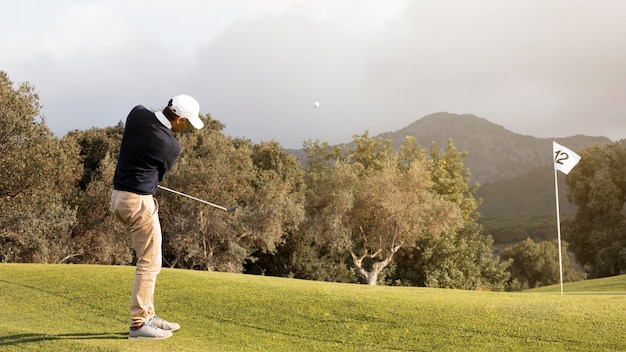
[158, 116, 305, 272]
[64, 125, 131, 264]
[303, 133, 463, 285]
[390, 140, 510, 290]
[500, 238, 586, 291]
[0, 71, 80, 263]
[563, 141, 626, 277]
[68, 123, 124, 190]
[158, 117, 252, 270]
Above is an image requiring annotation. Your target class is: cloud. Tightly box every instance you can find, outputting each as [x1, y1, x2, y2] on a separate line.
[181, 3, 402, 146]
[2, 1, 189, 130]
[357, 1, 626, 140]
[1, 0, 625, 148]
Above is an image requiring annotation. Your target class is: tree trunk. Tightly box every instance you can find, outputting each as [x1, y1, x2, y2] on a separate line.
[366, 270, 379, 286]
[350, 245, 401, 285]
[58, 253, 81, 264]
[350, 251, 385, 285]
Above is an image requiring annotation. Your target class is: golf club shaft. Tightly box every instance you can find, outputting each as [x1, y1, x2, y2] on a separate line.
[157, 185, 228, 211]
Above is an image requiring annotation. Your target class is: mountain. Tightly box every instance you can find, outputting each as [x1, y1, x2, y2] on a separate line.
[376, 112, 611, 184]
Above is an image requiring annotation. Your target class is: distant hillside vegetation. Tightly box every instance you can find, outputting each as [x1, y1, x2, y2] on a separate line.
[475, 166, 576, 218]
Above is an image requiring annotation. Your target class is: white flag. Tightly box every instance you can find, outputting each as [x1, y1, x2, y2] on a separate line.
[553, 141, 581, 175]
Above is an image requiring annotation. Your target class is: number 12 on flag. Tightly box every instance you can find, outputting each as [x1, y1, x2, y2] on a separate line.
[553, 141, 581, 175]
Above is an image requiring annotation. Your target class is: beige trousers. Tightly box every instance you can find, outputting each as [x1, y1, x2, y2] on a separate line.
[111, 190, 162, 326]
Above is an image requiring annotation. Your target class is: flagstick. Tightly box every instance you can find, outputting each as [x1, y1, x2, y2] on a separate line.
[554, 168, 564, 296]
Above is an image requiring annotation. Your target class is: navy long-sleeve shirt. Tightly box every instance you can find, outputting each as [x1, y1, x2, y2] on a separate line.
[113, 105, 181, 195]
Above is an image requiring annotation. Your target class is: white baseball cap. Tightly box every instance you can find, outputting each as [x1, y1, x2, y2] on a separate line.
[169, 95, 204, 129]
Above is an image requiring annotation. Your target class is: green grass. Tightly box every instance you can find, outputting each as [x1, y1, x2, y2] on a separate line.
[0, 264, 624, 351]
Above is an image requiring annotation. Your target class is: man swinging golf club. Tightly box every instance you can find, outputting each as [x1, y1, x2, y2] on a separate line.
[111, 95, 204, 339]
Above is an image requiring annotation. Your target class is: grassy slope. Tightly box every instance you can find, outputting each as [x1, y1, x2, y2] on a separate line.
[0, 264, 624, 352]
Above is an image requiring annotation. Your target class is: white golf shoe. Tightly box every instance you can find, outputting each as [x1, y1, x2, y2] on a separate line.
[128, 320, 173, 339]
[150, 315, 181, 332]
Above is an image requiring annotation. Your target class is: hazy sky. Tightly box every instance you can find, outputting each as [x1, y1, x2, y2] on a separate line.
[2, 0, 625, 148]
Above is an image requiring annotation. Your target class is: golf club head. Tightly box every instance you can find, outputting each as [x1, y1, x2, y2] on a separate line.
[226, 206, 238, 213]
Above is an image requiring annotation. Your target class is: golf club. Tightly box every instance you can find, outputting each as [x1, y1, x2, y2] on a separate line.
[157, 185, 237, 212]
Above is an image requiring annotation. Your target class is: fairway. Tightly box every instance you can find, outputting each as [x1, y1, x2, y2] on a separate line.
[0, 264, 624, 351]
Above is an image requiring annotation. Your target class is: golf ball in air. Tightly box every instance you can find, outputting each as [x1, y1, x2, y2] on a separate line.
[313, 101, 319, 108]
